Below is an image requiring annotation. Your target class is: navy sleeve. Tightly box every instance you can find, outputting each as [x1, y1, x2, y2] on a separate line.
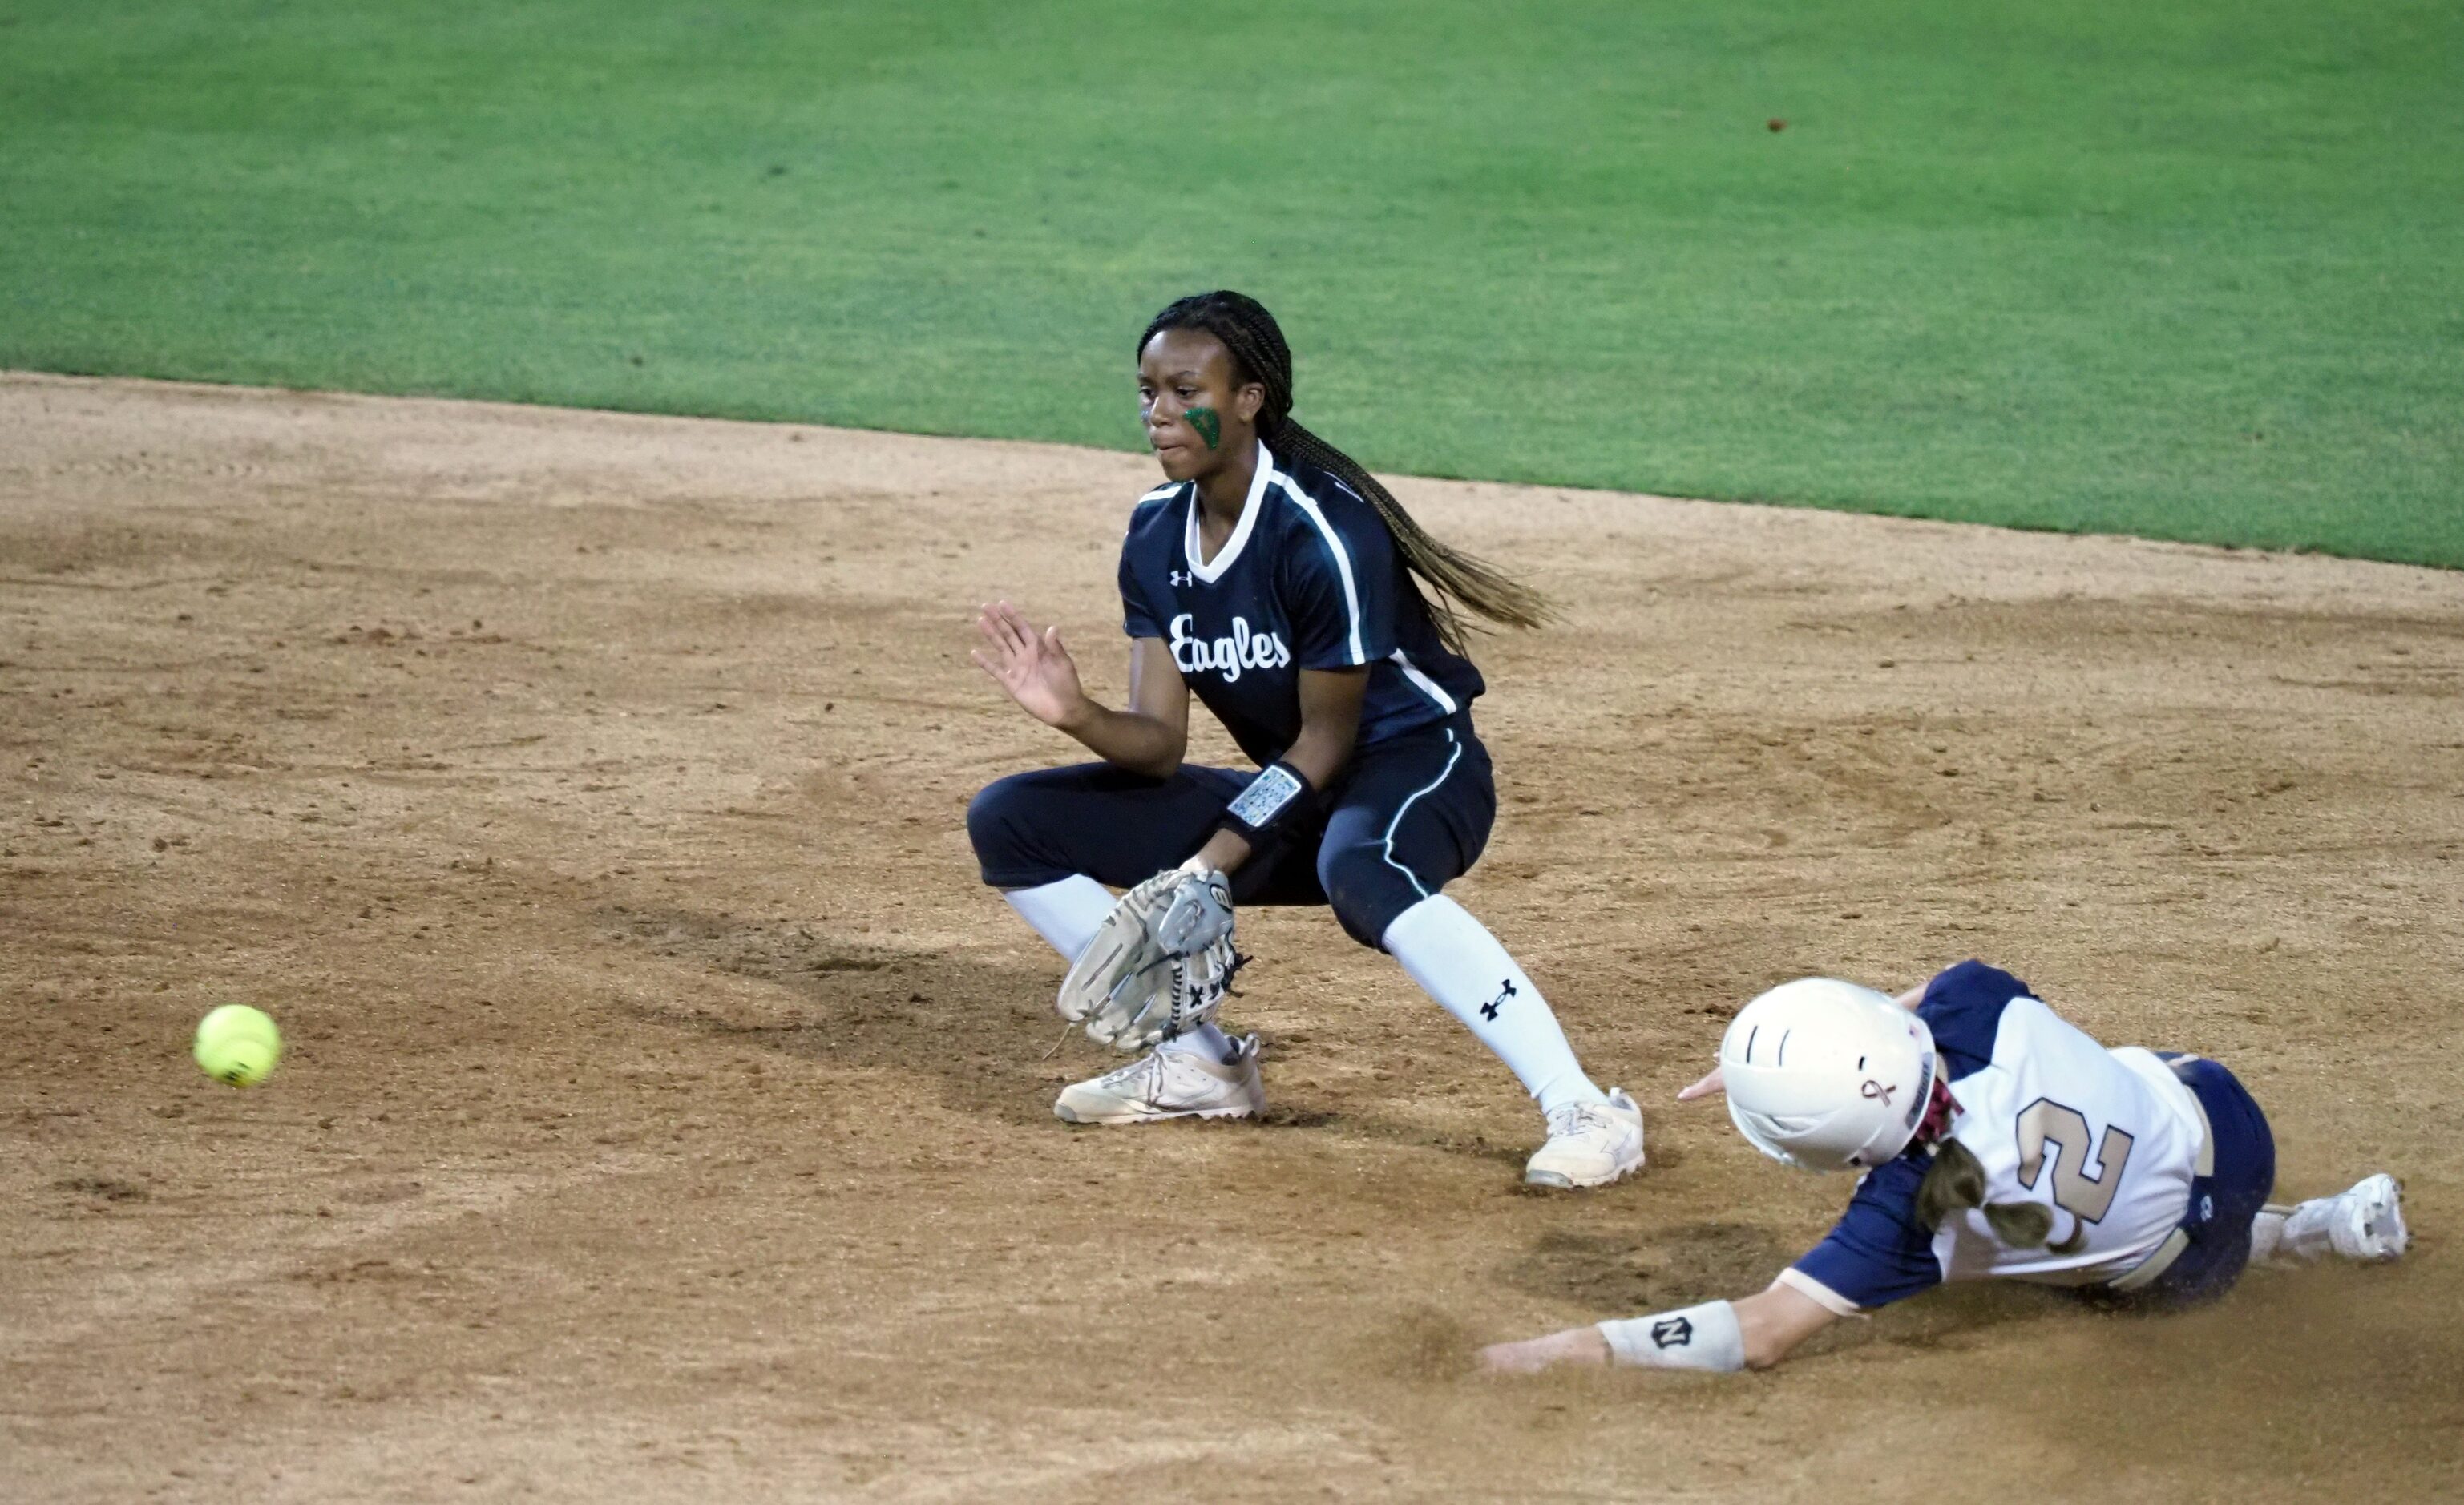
[1278, 484, 1396, 670]
[1119, 538, 1163, 640]
[1918, 960, 2031, 1080]
[1790, 1156, 1943, 1310]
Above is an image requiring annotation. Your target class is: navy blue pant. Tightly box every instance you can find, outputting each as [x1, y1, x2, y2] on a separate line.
[2118, 1055, 2278, 1309]
[967, 715, 1495, 948]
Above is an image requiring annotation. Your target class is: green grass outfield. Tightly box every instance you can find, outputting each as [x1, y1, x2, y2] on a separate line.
[6, 1, 2459, 565]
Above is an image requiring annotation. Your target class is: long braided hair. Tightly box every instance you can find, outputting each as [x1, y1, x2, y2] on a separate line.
[1139, 290, 1551, 653]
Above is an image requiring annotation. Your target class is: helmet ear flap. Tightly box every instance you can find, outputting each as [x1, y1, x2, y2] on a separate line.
[1727, 1103, 1787, 1164]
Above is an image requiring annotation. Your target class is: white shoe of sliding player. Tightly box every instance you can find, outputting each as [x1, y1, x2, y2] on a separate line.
[1523, 1088, 1646, 1188]
[2323, 1173, 2409, 1261]
[1052, 1035, 1265, 1125]
[2267, 1172, 2409, 1262]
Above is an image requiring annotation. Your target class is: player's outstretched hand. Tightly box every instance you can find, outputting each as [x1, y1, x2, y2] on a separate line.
[1477, 1326, 1612, 1374]
[971, 600, 1086, 729]
[1676, 1066, 1724, 1103]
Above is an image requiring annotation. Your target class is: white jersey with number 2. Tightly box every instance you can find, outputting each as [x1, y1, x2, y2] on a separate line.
[1783, 961, 2211, 1314]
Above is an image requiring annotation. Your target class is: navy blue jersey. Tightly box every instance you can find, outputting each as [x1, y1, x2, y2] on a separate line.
[1117, 442, 1485, 767]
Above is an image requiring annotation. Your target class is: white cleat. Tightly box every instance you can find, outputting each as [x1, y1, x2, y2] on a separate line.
[1053, 1035, 1265, 1125]
[2329, 1173, 2409, 1261]
[1524, 1088, 1646, 1188]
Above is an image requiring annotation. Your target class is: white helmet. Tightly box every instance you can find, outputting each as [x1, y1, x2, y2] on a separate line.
[1721, 978, 1937, 1172]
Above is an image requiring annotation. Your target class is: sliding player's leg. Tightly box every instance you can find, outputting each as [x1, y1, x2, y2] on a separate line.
[2252, 1175, 2409, 1263]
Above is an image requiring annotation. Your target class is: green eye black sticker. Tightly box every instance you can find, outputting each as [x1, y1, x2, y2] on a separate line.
[1185, 406, 1221, 450]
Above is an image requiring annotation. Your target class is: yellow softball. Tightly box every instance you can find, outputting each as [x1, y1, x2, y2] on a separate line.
[193, 1004, 282, 1087]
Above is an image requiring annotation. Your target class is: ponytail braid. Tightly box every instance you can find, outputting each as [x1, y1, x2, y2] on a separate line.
[1138, 291, 1552, 654]
[1915, 1137, 2076, 1252]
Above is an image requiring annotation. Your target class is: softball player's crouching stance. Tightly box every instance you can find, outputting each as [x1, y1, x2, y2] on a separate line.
[967, 290, 1643, 1189]
[1482, 961, 2408, 1373]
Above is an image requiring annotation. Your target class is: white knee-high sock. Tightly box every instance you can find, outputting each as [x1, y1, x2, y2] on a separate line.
[1381, 895, 1607, 1115]
[1158, 1022, 1235, 1060]
[1004, 877, 1234, 1063]
[1002, 876, 1115, 961]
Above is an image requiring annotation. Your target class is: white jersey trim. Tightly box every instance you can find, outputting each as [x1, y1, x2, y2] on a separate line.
[1182, 441, 1273, 584]
[1272, 471, 1368, 665]
[1775, 1267, 1865, 1317]
[1389, 648, 1459, 714]
[1379, 729, 1463, 900]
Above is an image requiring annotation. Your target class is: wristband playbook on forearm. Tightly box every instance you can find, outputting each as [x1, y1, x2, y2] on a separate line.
[1219, 759, 1315, 847]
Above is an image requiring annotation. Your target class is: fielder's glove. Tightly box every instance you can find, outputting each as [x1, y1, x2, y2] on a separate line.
[1058, 859, 1239, 1051]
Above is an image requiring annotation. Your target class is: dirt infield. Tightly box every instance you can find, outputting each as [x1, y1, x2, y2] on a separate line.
[3, 372, 2458, 1502]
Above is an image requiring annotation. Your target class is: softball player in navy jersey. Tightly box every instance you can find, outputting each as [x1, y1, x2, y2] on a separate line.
[1480, 961, 2408, 1374]
[967, 290, 1644, 1188]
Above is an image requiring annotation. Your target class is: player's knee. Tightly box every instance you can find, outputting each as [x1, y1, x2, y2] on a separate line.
[1317, 837, 1404, 949]
[965, 775, 1036, 878]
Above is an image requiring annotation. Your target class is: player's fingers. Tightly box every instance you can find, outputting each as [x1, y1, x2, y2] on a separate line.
[1675, 1066, 1726, 1102]
[1006, 603, 1048, 650]
[1474, 1340, 1546, 1375]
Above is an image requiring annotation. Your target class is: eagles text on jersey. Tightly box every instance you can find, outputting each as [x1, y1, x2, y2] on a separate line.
[1117, 441, 1484, 767]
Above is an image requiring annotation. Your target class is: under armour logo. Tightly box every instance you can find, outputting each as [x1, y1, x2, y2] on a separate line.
[1650, 1316, 1693, 1349]
[1860, 1079, 1898, 1105]
[1169, 570, 1193, 587]
[1480, 979, 1517, 1021]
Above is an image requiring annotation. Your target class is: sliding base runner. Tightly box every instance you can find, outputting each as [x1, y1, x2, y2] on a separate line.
[1480, 961, 2408, 1374]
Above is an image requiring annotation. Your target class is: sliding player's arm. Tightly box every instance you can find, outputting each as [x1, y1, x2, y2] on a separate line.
[1478, 1280, 1838, 1375]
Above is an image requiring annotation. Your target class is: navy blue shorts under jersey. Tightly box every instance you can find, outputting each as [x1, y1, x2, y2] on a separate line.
[2108, 1055, 2277, 1309]
[967, 713, 1495, 949]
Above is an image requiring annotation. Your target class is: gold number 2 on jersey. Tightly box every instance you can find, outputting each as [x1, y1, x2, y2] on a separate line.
[2014, 1098, 2137, 1223]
